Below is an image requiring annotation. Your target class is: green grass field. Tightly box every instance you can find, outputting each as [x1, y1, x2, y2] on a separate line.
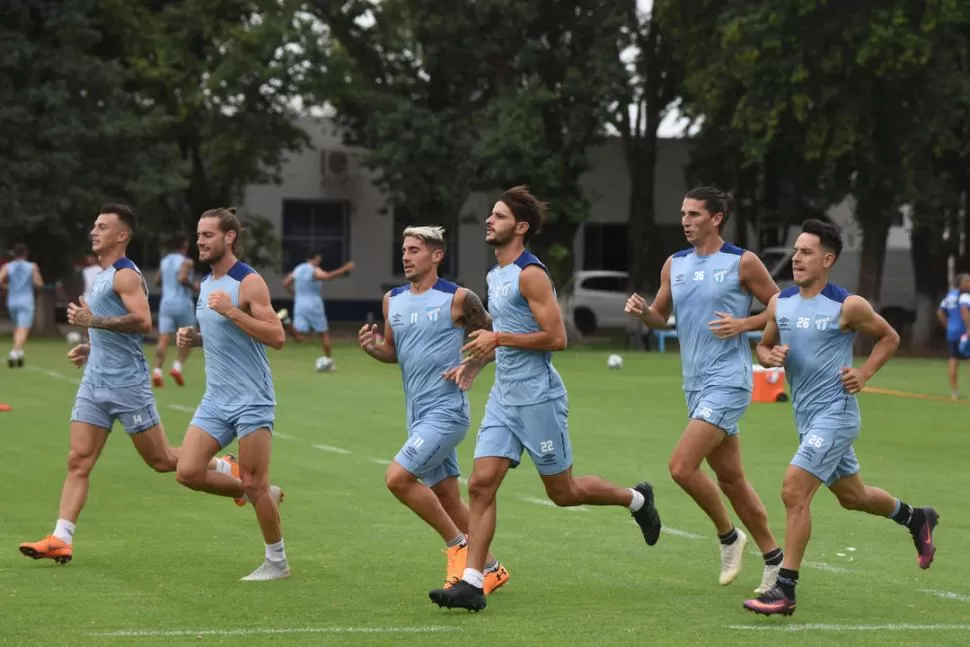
[1, 338, 968, 646]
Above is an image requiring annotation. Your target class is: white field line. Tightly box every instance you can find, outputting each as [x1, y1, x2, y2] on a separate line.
[89, 626, 462, 638]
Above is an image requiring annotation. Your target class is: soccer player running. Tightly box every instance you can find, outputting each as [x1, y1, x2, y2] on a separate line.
[1, 243, 44, 367]
[936, 273, 970, 400]
[429, 186, 662, 612]
[174, 207, 290, 581]
[625, 186, 783, 593]
[359, 226, 510, 595]
[19, 204, 240, 564]
[152, 234, 197, 387]
[743, 219, 938, 617]
[282, 252, 354, 372]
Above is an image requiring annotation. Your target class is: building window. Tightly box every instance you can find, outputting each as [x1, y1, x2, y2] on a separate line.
[281, 200, 350, 272]
[391, 203, 459, 279]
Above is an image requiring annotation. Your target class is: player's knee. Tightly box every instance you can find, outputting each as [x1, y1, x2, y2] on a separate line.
[240, 471, 269, 499]
[836, 492, 865, 511]
[780, 481, 809, 511]
[715, 471, 746, 495]
[668, 459, 695, 487]
[175, 462, 206, 489]
[467, 472, 500, 502]
[544, 481, 580, 507]
[147, 453, 176, 473]
[66, 449, 96, 478]
[384, 464, 417, 495]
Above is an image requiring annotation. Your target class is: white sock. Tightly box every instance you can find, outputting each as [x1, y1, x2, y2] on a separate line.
[53, 519, 76, 545]
[213, 458, 233, 474]
[628, 488, 645, 512]
[462, 568, 484, 589]
[153, 367, 162, 375]
[172, 361, 183, 372]
[266, 539, 286, 563]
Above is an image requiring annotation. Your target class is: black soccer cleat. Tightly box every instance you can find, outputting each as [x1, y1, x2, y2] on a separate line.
[631, 481, 662, 546]
[429, 580, 487, 612]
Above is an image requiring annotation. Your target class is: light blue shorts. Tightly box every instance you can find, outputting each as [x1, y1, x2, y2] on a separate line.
[8, 304, 34, 329]
[474, 395, 573, 476]
[71, 381, 160, 434]
[158, 303, 196, 334]
[685, 386, 751, 436]
[791, 399, 861, 487]
[294, 306, 328, 334]
[395, 416, 469, 488]
[190, 399, 275, 449]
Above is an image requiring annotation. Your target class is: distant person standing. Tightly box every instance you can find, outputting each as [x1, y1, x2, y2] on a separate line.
[0, 243, 44, 368]
[936, 273, 970, 400]
[282, 252, 354, 372]
[81, 253, 102, 304]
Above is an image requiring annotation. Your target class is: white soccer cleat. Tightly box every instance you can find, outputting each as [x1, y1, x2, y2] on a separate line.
[240, 559, 290, 581]
[754, 561, 781, 594]
[270, 485, 284, 505]
[719, 528, 748, 585]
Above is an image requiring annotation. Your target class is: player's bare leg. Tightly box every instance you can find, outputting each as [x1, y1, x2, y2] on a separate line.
[707, 435, 783, 592]
[152, 334, 170, 387]
[238, 428, 289, 580]
[174, 426, 247, 498]
[386, 462, 463, 541]
[424, 474, 507, 593]
[19, 422, 109, 563]
[948, 357, 959, 399]
[429, 457, 510, 611]
[669, 420, 751, 585]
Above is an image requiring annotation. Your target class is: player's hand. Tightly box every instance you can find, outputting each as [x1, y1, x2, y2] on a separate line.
[358, 323, 379, 351]
[442, 359, 482, 391]
[708, 311, 746, 339]
[839, 366, 868, 394]
[66, 343, 90, 368]
[176, 326, 199, 348]
[762, 344, 789, 367]
[67, 296, 94, 328]
[625, 293, 648, 317]
[462, 329, 498, 360]
[207, 290, 234, 315]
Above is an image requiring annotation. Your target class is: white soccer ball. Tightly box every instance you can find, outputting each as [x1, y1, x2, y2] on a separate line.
[607, 353, 624, 370]
[66, 331, 82, 345]
[315, 356, 334, 372]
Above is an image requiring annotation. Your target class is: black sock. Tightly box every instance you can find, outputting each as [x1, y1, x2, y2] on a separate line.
[763, 548, 784, 566]
[718, 528, 739, 545]
[891, 500, 925, 534]
[776, 567, 799, 600]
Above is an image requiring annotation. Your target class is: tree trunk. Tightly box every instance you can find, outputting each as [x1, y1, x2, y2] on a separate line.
[853, 192, 893, 354]
[909, 215, 948, 349]
[627, 134, 662, 294]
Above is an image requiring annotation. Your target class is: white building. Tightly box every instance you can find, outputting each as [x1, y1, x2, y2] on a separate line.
[237, 116, 696, 321]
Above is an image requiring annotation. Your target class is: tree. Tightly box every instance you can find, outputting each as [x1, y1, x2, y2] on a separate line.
[0, 0, 184, 278]
[662, 0, 968, 337]
[101, 0, 315, 261]
[613, 1, 681, 292]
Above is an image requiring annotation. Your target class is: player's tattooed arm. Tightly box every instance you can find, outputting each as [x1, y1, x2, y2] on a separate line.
[69, 269, 152, 334]
[456, 288, 492, 333]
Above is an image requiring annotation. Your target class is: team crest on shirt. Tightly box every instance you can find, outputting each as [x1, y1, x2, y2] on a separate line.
[423, 306, 442, 322]
[712, 269, 729, 283]
[814, 316, 831, 331]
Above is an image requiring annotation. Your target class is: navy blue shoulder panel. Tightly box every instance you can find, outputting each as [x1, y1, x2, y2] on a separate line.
[389, 284, 410, 298]
[113, 257, 138, 272]
[514, 250, 547, 271]
[200, 273, 212, 283]
[433, 278, 460, 294]
[672, 247, 693, 259]
[821, 283, 851, 303]
[721, 242, 745, 256]
[227, 261, 256, 282]
[778, 286, 799, 299]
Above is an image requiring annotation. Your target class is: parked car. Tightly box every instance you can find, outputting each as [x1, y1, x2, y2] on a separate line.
[560, 270, 651, 335]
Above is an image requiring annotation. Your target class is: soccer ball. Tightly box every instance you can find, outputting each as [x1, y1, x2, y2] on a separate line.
[607, 353, 623, 370]
[315, 356, 334, 372]
[66, 331, 82, 345]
